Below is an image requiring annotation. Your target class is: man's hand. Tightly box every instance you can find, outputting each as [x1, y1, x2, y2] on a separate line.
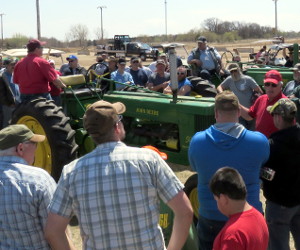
[189, 59, 202, 67]
[53, 78, 66, 89]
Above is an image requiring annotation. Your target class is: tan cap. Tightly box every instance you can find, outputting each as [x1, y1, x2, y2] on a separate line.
[267, 98, 296, 119]
[215, 91, 240, 111]
[83, 100, 126, 136]
[291, 63, 300, 72]
[0, 124, 45, 150]
[227, 63, 239, 72]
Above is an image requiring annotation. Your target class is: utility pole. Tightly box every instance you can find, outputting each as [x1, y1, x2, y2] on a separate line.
[273, 0, 278, 34]
[36, 0, 41, 39]
[164, 0, 167, 41]
[0, 13, 4, 49]
[97, 6, 106, 42]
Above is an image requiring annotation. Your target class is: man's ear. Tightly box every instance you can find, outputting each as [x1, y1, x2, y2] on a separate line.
[16, 143, 24, 156]
[219, 193, 229, 205]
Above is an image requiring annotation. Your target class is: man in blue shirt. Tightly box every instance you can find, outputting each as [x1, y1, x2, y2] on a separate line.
[188, 36, 225, 80]
[127, 57, 148, 87]
[163, 67, 192, 96]
[188, 91, 270, 250]
[111, 58, 134, 90]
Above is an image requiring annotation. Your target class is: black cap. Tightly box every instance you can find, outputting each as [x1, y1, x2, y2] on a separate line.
[118, 58, 126, 65]
[197, 36, 207, 43]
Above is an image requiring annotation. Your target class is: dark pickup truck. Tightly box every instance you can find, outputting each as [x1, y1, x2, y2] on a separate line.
[95, 41, 159, 61]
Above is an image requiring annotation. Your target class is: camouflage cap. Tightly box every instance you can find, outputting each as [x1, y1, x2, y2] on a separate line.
[267, 98, 297, 119]
[0, 124, 45, 150]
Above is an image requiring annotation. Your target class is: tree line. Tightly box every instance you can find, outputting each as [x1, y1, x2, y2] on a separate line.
[2, 18, 300, 49]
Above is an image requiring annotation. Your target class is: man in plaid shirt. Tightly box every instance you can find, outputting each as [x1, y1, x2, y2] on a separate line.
[45, 100, 193, 250]
[0, 124, 57, 249]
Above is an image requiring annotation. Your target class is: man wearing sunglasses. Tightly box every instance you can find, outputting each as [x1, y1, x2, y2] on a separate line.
[61, 55, 87, 77]
[45, 100, 193, 249]
[163, 66, 192, 96]
[240, 70, 287, 138]
[217, 63, 263, 130]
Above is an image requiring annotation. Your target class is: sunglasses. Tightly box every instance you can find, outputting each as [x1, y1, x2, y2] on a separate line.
[230, 70, 238, 73]
[132, 61, 139, 63]
[264, 82, 278, 88]
[177, 72, 185, 75]
[115, 115, 123, 125]
[69, 60, 74, 63]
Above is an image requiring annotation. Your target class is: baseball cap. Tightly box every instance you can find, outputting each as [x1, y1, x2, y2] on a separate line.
[215, 91, 240, 111]
[267, 98, 296, 119]
[227, 63, 239, 72]
[3, 58, 17, 66]
[264, 70, 282, 85]
[0, 124, 45, 150]
[142, 145, 168, 160]
[27, 39, 46, 51]
[156, 59, 166, 66]
[291, 63, 300, 72]
[118, 58, 126, 65]
[197, 36, 207, 43]
[159, 53, 167, 57]
[130, 56, 140, 62]
[48, 59, 55, 65]
[66, 55, 78, 61]
[83, 100, 126, 136]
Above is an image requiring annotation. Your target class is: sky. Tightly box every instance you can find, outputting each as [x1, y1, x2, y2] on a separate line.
[2, 0, 300, 42]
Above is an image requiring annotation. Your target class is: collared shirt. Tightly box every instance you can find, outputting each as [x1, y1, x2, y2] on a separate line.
[110, 70, 135, 90]
[14, 54, 57, 94]
[188, 47, 221, 71]
[0, 156, 56, 249]
[248, 93, 287, 137]
[49, 141, 183, 250]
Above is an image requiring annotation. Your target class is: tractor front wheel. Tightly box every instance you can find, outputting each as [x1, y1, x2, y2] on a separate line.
[11, 98, 78, 181]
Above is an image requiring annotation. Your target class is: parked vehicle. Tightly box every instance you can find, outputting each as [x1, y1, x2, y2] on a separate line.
[95, 35, 159, 61]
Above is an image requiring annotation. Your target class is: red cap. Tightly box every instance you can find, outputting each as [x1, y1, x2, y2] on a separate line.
[27, 39, 46, 51]
[142, 145, 168, 160]
[264, 70, 282, 84]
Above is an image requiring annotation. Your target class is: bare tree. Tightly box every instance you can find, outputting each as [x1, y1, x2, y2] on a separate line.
[67, 24, 89, 47]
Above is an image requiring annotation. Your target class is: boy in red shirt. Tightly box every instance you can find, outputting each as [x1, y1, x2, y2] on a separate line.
[210, 167, 269, 250]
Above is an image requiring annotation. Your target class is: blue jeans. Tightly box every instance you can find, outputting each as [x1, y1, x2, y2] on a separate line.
[197, 215, 226, 250]
[20, 93, 52, 103]
[266, 200, 300, 250]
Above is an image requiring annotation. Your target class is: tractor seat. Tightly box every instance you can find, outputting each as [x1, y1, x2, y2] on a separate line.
[63, 87, 102, 98]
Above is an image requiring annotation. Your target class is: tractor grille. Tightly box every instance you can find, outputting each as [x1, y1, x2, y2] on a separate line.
[194, 115, 215, 132]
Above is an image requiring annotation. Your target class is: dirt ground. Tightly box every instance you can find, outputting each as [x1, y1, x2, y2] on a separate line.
[60, 39, 298, 249]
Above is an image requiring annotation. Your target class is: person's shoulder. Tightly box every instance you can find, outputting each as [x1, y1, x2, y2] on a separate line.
[15, 163, 54, 183]
[244, 129, 269, 143]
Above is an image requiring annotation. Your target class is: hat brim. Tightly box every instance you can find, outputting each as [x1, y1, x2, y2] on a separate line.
[30, 134, 46, 143]
[229, 67, 239, 72]
[264, 78, 280, 84]
[112, 102, 126, 114]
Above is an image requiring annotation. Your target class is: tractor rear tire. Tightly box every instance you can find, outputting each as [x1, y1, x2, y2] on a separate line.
[11, 98, 78, 181]
[184, 173, 199, 226]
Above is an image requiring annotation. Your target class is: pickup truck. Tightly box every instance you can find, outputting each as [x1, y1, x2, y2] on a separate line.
[95, 41, 159, 61]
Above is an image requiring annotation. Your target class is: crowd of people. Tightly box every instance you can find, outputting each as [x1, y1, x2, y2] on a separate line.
[0, 37, 300, 249]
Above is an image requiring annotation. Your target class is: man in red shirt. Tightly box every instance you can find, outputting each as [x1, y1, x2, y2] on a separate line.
[14, 39, 65, 103]
[240, 70, 287, 137]
[210, 167, 269, 250]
